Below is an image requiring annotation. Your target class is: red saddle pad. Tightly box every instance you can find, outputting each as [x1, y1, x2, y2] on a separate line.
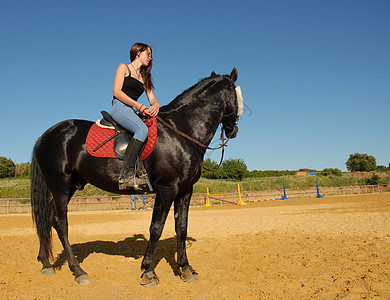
[86, 117, 158, 160]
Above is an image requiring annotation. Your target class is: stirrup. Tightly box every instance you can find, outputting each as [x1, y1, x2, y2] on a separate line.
[133, 176, 149, 191]
[118, 174, 148, 191]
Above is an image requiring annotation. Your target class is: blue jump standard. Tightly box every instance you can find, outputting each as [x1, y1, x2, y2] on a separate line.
[281, 183, 288, 200]
[281, 181, 324, 200]
[316, 180, 324, 198]
[130, 194, 155, 210]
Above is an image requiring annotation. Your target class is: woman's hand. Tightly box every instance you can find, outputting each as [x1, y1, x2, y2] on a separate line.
[138, 104, 148, 116]
[145, 103, 160, 118]
[145, 89, 160, 118]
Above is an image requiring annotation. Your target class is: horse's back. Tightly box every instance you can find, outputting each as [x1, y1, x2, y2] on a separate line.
[39, 119, 92, 139]
[35, 119, 91, 155]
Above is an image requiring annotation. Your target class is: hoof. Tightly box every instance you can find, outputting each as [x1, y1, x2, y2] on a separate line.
[181, 266, 199, 283]
[41, 267, 55, 275]
[140, 270, 159, 288]
[75, 274, 92, 285]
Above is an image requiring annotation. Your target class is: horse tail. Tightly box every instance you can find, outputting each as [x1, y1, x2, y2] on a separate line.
[31, 143, 53, 261]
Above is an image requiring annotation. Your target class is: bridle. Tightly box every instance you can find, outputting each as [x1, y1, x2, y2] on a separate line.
[156, 77, 239, 171]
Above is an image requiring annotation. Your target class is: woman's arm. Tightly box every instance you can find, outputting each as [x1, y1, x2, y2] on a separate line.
[145, 88, 160, 117]
[113, 63, 146, 113]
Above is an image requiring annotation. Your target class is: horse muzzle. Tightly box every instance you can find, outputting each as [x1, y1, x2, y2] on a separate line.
[225, 125, 238, 139]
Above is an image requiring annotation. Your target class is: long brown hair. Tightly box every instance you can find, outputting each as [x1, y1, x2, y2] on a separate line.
[130, 43, 154, 92]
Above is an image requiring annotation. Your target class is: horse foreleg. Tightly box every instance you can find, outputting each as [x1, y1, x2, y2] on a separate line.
[53, 197, 91, 285]
[140, 190, 174, 287]
[174, 189, 198, 283]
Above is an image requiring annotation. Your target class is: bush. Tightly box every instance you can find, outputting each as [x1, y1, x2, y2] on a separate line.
[366, 174, 381, 185]
[322, 168, 342, 176]
[248, 170, 296, 178]
[0, 157, 15, 178]
[377, 165, 389, 171]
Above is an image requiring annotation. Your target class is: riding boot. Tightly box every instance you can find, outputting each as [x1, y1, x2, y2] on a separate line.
[118, 138, 146, 190]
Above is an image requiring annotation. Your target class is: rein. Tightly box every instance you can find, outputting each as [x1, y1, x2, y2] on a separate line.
[156, 115, 232, 150]
[156, 115, 233, 171]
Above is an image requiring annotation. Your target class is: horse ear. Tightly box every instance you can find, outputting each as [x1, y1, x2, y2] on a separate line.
[211, 70, 217, 77]
[230, 67, 238, 83]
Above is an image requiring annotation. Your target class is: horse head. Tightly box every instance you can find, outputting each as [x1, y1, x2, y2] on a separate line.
[158, 68, 243, 147]
[216, 67, 243, 139]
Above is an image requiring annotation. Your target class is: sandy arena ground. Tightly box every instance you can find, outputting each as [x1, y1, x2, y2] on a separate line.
[0, 193, 389, 299]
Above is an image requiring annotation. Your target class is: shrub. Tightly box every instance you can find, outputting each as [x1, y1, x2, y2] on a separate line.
[0, 157, 15, 178]
[377, 165, 389, 171]
[248, 170, 296, 178]
[322, 168, 342, 176]
[366, 174, 380, 185]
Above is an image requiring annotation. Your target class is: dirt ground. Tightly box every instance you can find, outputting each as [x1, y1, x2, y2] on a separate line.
[0, 193, 389, 299]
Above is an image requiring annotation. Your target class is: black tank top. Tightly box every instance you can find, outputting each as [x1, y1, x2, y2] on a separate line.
[113, 66, 145, 101]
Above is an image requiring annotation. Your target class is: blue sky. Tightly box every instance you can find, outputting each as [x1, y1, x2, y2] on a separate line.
[1, 0, 389, 171]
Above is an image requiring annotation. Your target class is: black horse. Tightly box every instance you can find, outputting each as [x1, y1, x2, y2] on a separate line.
[31, 68, 242, 286]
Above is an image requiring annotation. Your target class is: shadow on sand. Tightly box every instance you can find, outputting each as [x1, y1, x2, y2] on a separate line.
[53, 234, 196, 276]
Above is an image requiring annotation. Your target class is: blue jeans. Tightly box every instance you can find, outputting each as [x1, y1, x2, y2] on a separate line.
[111, 99, 148, 142]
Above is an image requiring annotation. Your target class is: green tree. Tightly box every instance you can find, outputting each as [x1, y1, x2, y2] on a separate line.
[346, 153, 376, 172]
[221, 158, 248, 180]
[0, 156, 16, 178]
[15, 162, 31, 177]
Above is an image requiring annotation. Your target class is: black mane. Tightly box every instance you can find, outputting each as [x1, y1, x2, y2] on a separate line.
[160, 75, 225, 114]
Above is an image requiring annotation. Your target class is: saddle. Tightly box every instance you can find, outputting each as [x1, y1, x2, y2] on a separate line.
[99, 111, 143, 160]
[86, 111, 157, 192]
[87, 111, 157, 161]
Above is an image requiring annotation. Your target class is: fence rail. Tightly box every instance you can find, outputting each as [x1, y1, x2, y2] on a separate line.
[241, 184, 390, 203]
[0, 195, 156, 215]
[1, 184, 389, 214]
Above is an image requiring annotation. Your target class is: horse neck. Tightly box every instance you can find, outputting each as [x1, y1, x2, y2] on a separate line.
[160, 82, 225, 147]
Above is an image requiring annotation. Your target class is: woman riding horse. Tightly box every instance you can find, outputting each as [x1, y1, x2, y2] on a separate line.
[31, 67, 242, 286]
[111, 43, 160, 190]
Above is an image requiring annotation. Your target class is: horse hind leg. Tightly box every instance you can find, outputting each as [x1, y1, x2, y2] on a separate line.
[39, 249, 55, 275]
[52, 191, 91, 285]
